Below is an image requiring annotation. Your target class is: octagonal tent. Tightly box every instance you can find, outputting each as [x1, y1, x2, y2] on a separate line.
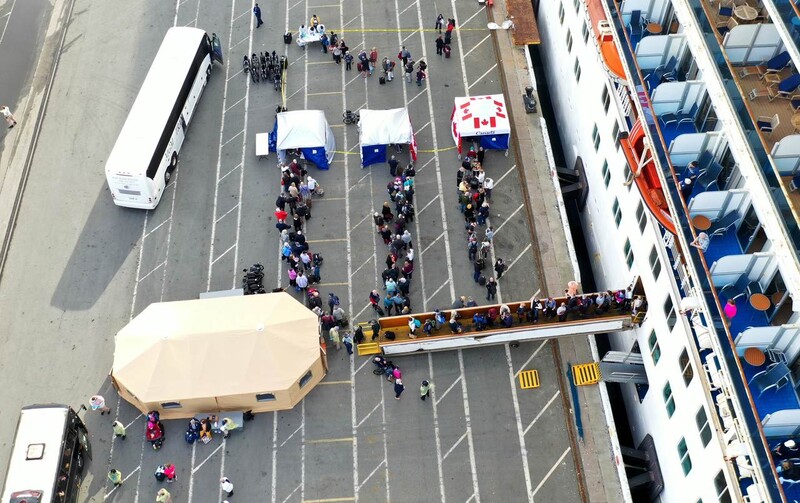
[111, 292, 325, 419]
[268, 110, 336, 169]
[358, 108, 418, 167]
[450, 94, 511, 154]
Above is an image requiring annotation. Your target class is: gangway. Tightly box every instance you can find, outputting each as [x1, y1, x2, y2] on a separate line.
[361, 290, 645, 356]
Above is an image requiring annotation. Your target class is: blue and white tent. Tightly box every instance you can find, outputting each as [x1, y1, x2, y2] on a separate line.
[269, 110, 335, 169]
[358, 108, 417, 167]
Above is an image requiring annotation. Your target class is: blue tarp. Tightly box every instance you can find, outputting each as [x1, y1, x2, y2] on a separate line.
[301, 147, 330, 170]
[361, 145, 387, 167]
[480, 133, 509, 150]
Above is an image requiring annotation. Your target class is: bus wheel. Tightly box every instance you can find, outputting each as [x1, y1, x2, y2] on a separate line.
[206, 65, 212, 79]
[165, 153, 178, 184]
[76, 452, 84, 473]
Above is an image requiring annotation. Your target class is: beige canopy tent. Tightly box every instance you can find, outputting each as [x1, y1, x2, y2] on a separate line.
[111, 292, 325, 419]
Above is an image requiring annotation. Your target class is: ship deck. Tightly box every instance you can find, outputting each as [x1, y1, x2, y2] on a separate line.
[506, 0, 540, 45]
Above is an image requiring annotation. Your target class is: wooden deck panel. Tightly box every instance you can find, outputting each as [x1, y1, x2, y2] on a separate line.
[506, 0, 540, 45]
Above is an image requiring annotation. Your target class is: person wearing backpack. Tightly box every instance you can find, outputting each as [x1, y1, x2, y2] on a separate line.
[328, 292, 340, 314]
[398, 46, 411, 66]
[404, 60, 415, 83]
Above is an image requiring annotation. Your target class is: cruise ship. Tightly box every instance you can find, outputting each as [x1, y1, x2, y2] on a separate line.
[536, 0, 800, 501]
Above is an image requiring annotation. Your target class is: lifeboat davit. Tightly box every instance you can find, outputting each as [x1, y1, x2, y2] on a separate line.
[620, 119, 678, 236]
[587, 0, 627, 82]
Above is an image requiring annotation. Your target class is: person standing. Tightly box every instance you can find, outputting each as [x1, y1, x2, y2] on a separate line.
[394, 378, 405, 399]
[344, 51, 353, 71]
[399, 46, 411, 66]
[435, 35, 444, 56]
[420, 380, 433, 401]
[108, 469, 123, 487]
[163, 463, 177, 483]
[1, 105, 17, 128]
[388, 155, 400, 176]
[435, 14, 445, 32]
[483, 177, 494, 201]
[112, 420, 127, 439]
[369, 47, 378, 75]
[486, 277, 497, 301]
[342, 331, 354, 355]
[156, 488, 172, 503]
[221, 477, 234, 497]
[724, 298, 737, 320]
[253, 3, 264, 28]
[494, 258, 506, 279]
[329, 325, 341, 350]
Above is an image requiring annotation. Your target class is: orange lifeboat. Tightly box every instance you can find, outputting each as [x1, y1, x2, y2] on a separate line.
[586, 0, 627, 82]
[619, 119, 678, 236]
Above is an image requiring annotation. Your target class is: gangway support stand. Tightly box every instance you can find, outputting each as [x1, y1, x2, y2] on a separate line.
[518, 369, 540, 389]
[357, 342, 381, 356]
[572, 362, 601, 385]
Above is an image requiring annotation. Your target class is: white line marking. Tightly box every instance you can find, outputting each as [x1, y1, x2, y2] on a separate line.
[271, 411, 279, 503]
[460, 8, 486, 28]
[493, 204, 524, 235]
[357, 459, 386, 490]
[233, 10, 249, 23]
[350, 171, 371, 189]
[211, 243, 237, 265]
[424, 279, 450, 305]
[428, 354, 447, 502]
[399, 2, 416, 15]
[531, 447, 572, 498]
[289, 0, 303, 9]
[415, 120, 431, 133]
[407, 87, 428, 105]
[357, 401, 382, 428]
[505, 345, 534, 501]
[442, 432, 468, 460]
[343, 14, 359, 27]
[192, 442, 224, 473]
[221, 128, 245, 147]
[463, 34, 491, 58]
[468, 63, 498, 90]
[217, 162, 242, 183]
[505, 243, 533, 274]
[225, 96, 246, 111]
[282, 483, 302, 503]
[0, 0, 17, 48]
[218, 438, 228, 501]
[143, 218, 170, 238]
[416, 156, 435, 172]
[458, 350, 481, 501]
[420, 231, 445, 255]
[351, 212, 372, 230]
[103, 465, 141, 499]
[515, 339, 548, 377]
[124, 413, 144, 429]
[494, 164, 518, 187]
[280, 423, 304, 448]
[352, 302, 373, 323]
[214, 202, 240, 223]
[356, 356, 373, 373]
[524, 390, 561, 435]
[227, 68, 244, 80]
[417, 194, 441, 215]
[435, 375, 462, 405]
[138, 260, 166, 282]
[128, 211, 149, 321]
[350, 254, 375, 277]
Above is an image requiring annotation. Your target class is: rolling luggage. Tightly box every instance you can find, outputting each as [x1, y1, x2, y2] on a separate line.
[379, 76, 386, 85]
[444, 45, 451, 58]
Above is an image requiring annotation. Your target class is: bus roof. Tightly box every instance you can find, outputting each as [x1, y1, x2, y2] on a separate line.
[2, 405, 71, 501]
[105, 27, 207, 177]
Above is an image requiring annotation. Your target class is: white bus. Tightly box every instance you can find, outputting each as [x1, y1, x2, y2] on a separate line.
[105, 27, 222, 209]
[1, 405, 92, 503]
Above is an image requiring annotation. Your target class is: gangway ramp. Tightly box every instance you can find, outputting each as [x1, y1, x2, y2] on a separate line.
[364, 291, 643, 356]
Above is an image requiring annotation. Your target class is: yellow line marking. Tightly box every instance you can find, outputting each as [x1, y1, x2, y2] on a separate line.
[303, 498, 356, 503]
[306, 238, 348, 243]
[308, 91, 343, 95]
[306, 437, 355, 444]
[318, 380, 353, 385]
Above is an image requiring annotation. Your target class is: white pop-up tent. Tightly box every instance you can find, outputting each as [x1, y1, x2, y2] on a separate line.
[268, 110, 336, 169]
[451, 94, 511, 155]
[358, 108, 418, 167]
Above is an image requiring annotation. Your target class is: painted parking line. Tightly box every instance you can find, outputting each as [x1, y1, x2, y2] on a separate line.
[531, 447, 572, 498]
[523, 390, 561, 435]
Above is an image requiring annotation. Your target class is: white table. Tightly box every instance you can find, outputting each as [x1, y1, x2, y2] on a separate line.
[255, 133, 269, 159]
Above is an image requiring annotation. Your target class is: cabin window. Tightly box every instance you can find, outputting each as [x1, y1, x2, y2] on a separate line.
[623, 164, 633, 191]
[613, 198, 621, 227]
[299, 370, 313, 388]
[679, 348, 694, 386]
[714, 470, 731, 502]
[574, 59, 582, 83]
[602, 161, 610, 188]
[664, 297, 676, 331]
[696, 407, 711, 447]
[624, 238, 634, 269]
[648, 330, 661, 364]
[559, 3, 565, 24]
[566, 30, 573, 53]
[677, 438, 692, 475]
[649, 247, 661, 280]
[592, 124, 599, 150]
[582, 21, 589, 43]
[601, 87, 610, 113]
[256, 393, 276, 402]
[636, 201, 646, 233]
[161, 401, 182, 409]
[663, 381, 675, 417]
[573, 0, 580, 12]
[612, 122, 620, 149]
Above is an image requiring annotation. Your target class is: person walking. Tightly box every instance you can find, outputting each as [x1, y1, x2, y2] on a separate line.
[420, 380, 433, 401]
[108, 468, 123, 487]
[486, 277, 497, 301]
[404, 60, 415, 83]
[494, 258, 506, 279]
[329, 325, 341, 350]
[394, 378, 405, 399]
[112, 420, 127, 439]
[89, 395, 111, 415]
[253, 3, 264, 28]
[416, 68, 426, 87]
[156, 488, 172, 503]
[342, 331, 354, 355]
[1, 105, 17, 128]
[221, 477, 234, 497]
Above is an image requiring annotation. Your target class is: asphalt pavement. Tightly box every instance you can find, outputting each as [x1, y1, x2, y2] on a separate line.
[0, 0, 584, 502]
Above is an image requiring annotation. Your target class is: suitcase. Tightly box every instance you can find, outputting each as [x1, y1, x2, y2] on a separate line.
[478, 274, 487, 286]
[444, 45, 451, 58]
[379, 76, 386, 85]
